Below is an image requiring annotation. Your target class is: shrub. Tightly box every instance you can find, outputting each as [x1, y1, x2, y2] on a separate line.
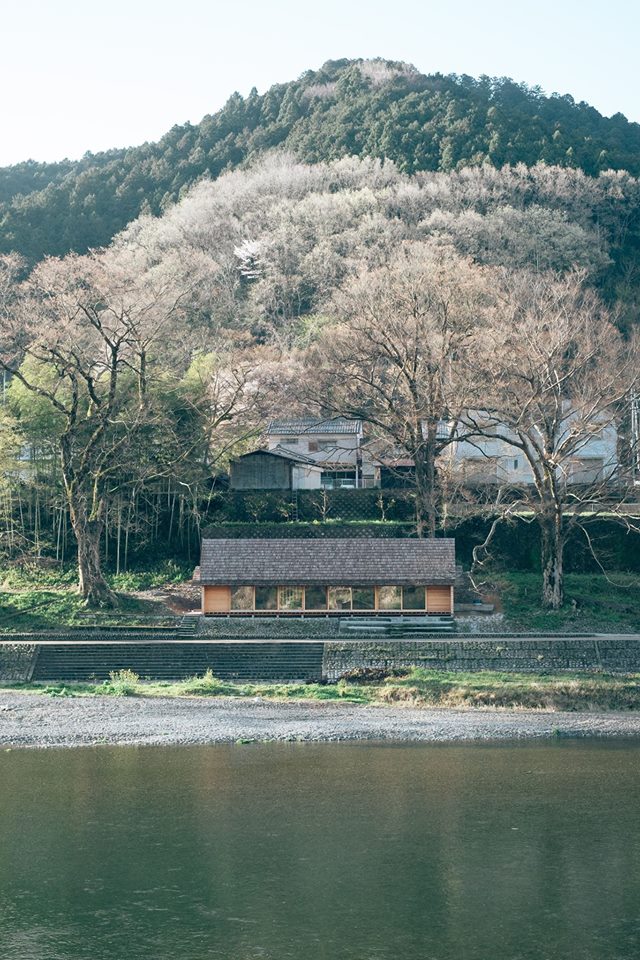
[180, 669, 229, 695]
[103, 669, 141, 696]
[339, 666, 406, 684]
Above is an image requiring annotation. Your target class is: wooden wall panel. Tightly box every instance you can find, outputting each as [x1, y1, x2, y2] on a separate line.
[203, 586, 231, 613]
[426, 586, 453, 614]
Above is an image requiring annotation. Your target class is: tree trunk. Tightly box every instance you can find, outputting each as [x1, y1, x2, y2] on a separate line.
[68, 495, 118, 607]
[540, 512, 564, 610]
[414, 442, 437, 539]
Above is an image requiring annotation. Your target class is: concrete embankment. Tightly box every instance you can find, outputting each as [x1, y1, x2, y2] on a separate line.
[2, 635, 640, 684]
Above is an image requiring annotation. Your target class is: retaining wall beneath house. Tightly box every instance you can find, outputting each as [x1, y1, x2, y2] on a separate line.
[322, 638, 640, 680]
[2, 636, 640, 684]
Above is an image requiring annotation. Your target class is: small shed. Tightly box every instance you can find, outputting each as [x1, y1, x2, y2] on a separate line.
[194, 538, 456, 616]
[229, 448, 323, 491]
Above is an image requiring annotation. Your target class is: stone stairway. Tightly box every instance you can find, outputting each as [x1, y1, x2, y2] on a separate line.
[31, 641, 324, 683]
[175, 615, 200, 637]
[339, 616, 456, 637]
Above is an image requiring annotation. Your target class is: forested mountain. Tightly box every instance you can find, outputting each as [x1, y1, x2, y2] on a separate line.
[2, 57, 640, 263]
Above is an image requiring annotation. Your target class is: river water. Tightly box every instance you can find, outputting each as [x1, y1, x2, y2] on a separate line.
[1, 741, 639, 960]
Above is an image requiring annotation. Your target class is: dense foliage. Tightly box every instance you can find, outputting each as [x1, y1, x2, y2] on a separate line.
[2, 150, 639, 608]
[2, 57, 640, 263]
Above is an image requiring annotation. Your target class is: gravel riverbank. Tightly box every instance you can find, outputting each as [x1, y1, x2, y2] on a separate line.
[2, 691, 640, 747]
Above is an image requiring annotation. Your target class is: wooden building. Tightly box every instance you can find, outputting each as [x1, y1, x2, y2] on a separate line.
[194, 538, 455, 615]
[229, 448, 323, 491]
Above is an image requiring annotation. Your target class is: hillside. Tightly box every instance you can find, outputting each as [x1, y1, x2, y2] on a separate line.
[2, 58, 640, 263]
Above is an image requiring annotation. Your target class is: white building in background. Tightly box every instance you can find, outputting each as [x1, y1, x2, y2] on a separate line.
[266, 418, 377, 489]
[449, 408, 619, 486]
[232, 408, 623, 492]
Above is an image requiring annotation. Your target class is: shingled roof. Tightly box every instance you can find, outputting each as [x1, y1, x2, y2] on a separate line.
[233, 446, 319, 466]
[267, 417, 362, 435]
[197, 538, 456, 586]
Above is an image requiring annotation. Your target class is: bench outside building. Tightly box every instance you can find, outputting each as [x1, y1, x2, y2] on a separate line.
[194, 538, 456, 616]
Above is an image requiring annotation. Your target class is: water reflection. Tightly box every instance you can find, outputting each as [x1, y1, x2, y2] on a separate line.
[0, 742, 639, 959]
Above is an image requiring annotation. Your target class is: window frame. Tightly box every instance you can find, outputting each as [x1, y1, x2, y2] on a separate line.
[278, 586, 304, 610]
[378, 585, 402, 610]
[304, 585, 328, 610]
[231, 586, 254, 610]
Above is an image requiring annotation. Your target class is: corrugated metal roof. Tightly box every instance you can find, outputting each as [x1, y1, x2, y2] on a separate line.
[267, 417, 362, 435]
[198, 538, 456, 586]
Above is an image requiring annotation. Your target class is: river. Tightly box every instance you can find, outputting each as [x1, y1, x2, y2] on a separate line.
[1, 741, 639, 959]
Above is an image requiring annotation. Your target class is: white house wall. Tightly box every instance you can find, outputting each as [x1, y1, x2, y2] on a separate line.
[291, 464, 323, 490]
[450, 417, 619, 485]
[268, 431, 377, 482]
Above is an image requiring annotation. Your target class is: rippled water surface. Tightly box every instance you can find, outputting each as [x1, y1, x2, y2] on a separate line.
[1, 741, 640, 959]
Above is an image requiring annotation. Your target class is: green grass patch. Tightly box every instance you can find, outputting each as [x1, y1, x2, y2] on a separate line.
[0, 590, 163, 632]
[20, 669, 370, 703]
[8, 667, 640, 711]
[0, 559, 192, 593]
[108, 560, 193, 592]
[497, 572, 640, 632]
[0, 558, 192, 631]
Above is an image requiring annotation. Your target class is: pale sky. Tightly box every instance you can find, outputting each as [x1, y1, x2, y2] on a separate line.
[2, 0, 638, 167]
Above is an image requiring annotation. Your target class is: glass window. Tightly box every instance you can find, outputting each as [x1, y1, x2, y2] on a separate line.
[279, 587, 303, 610]
[378, 586, 401, 610]
[328, 587, 352, 610]
[304, 586, 327, 610]
[352, 587, 375, 610]
[231, 586, 253, 610]
[402, 586, 425, 610]
[255, 586, 277, 610]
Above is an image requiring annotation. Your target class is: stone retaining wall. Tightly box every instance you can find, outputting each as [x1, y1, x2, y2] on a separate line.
[322, 638, 640, 680]
[0, 645, 38, 683]
[2, 637, 640, 684]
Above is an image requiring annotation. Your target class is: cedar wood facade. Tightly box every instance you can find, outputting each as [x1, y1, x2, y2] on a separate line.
[194, 538, 456, 615]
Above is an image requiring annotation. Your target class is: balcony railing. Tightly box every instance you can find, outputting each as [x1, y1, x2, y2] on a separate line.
[320, 477, 377, 490]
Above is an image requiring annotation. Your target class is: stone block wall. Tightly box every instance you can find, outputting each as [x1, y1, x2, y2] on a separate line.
[0, 645, 38, 683]
[322, 638, 640, 680]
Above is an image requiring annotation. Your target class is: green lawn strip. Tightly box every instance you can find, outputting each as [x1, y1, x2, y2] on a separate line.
[2, 569, 640, 634]
[0, 590, 164, 632]
[0, 559, 192, 630]
[0, 559, 192, 592]
[4, 668, 640, 711]
[496, 572, 640, 633]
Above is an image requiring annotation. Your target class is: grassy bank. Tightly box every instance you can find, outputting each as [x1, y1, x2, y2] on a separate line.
[0, 590, 170, 632]
[498, 572, 640, 632]
[0, 560, 191, 631]
[1, 565, 640, 634]
[7, 668, 640, 712]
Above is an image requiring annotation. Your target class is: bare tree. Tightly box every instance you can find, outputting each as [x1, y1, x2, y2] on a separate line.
[0, 250, 189, 605]
[305, 243, 495, 536]
[468, 270, 639, 609]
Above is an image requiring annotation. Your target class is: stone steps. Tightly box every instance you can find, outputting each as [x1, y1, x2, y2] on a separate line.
[339, 616, 456, 637]
[175, 615, 200, 637]
[31, 642, 324, 683]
